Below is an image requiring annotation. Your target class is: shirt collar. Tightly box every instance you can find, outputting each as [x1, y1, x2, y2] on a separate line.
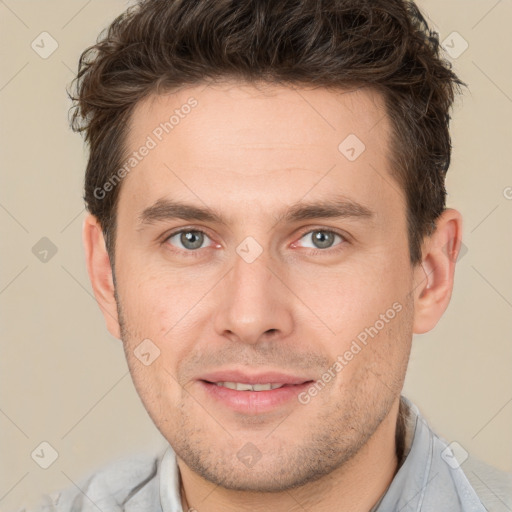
[370, 395, 486, 511]
[159, 444, 183, 512]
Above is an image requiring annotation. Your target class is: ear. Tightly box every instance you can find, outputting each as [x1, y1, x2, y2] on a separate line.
[412, 208, 463, 334]
[82, 213, 121, 340]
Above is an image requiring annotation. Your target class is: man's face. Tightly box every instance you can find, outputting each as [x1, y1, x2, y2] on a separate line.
[112, 82, 417, 491]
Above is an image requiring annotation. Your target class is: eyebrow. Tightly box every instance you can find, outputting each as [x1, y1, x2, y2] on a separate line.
[136, 195, 375, 229]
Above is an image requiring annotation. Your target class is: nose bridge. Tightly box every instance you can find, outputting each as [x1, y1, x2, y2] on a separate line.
[213, 238, 293, 343]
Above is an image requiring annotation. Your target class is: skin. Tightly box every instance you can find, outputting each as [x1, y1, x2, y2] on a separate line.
[83, 81, 463, 512]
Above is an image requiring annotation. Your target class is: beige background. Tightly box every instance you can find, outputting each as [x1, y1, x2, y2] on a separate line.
[1, 0, 511, 509]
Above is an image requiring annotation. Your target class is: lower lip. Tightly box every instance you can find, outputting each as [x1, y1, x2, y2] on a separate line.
[199, 381, 313, 414]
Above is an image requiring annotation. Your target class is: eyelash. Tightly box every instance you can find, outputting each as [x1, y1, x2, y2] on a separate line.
[162, 227, 348, 257]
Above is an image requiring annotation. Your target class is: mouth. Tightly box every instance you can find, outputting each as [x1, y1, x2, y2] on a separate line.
[202, 381, 309, 391]
[196, 370, 315, 414]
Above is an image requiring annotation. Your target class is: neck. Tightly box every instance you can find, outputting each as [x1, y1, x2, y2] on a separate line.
[178, 397, 401, 512]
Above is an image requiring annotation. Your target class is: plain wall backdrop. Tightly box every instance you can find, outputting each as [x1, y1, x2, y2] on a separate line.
[1, 0, 511, 509]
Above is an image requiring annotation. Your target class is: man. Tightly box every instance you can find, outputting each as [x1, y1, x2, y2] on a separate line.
[23, 0, 512, 510]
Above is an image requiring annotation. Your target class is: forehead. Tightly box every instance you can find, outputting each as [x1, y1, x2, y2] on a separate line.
[118, 81, 402, 226]
[127, 81, 389, 153]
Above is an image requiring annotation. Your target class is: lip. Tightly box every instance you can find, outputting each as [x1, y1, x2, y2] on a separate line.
[197, 369, 314, 414]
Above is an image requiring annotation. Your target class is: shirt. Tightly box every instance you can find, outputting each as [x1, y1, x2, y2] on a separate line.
[17, 395, 512, 512]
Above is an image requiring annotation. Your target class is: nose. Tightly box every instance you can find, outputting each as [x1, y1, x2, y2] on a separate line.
[213, 246, 294, 346]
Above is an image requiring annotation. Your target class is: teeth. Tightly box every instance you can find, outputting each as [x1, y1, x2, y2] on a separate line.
[215, 382, 285, 391]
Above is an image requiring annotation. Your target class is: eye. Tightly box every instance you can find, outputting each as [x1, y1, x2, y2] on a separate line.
[165, 229, 213, 252]
[163, 227, 347, 256]
[295, 229, 346, 252]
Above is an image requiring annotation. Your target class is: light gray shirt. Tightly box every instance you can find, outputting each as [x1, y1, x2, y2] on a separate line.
[17, 395, 512, 511]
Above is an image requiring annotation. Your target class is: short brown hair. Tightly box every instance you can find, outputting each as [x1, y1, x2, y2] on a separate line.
[68, 0, 466, 269]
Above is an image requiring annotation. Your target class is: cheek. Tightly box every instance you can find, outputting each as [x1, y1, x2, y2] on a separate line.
[124, 276, 199, 374]
[319, 262, 411, 370]
[125, 355, 181, 433]
[307, 265, 393, 337]
[121, 270, 184, 335]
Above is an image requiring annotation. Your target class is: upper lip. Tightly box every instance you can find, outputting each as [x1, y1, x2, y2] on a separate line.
[199, 369, 314, 385]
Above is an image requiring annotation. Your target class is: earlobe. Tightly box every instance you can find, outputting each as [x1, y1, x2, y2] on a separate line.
[412, 209, 463, 334]
[82, 214, 121, 339]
